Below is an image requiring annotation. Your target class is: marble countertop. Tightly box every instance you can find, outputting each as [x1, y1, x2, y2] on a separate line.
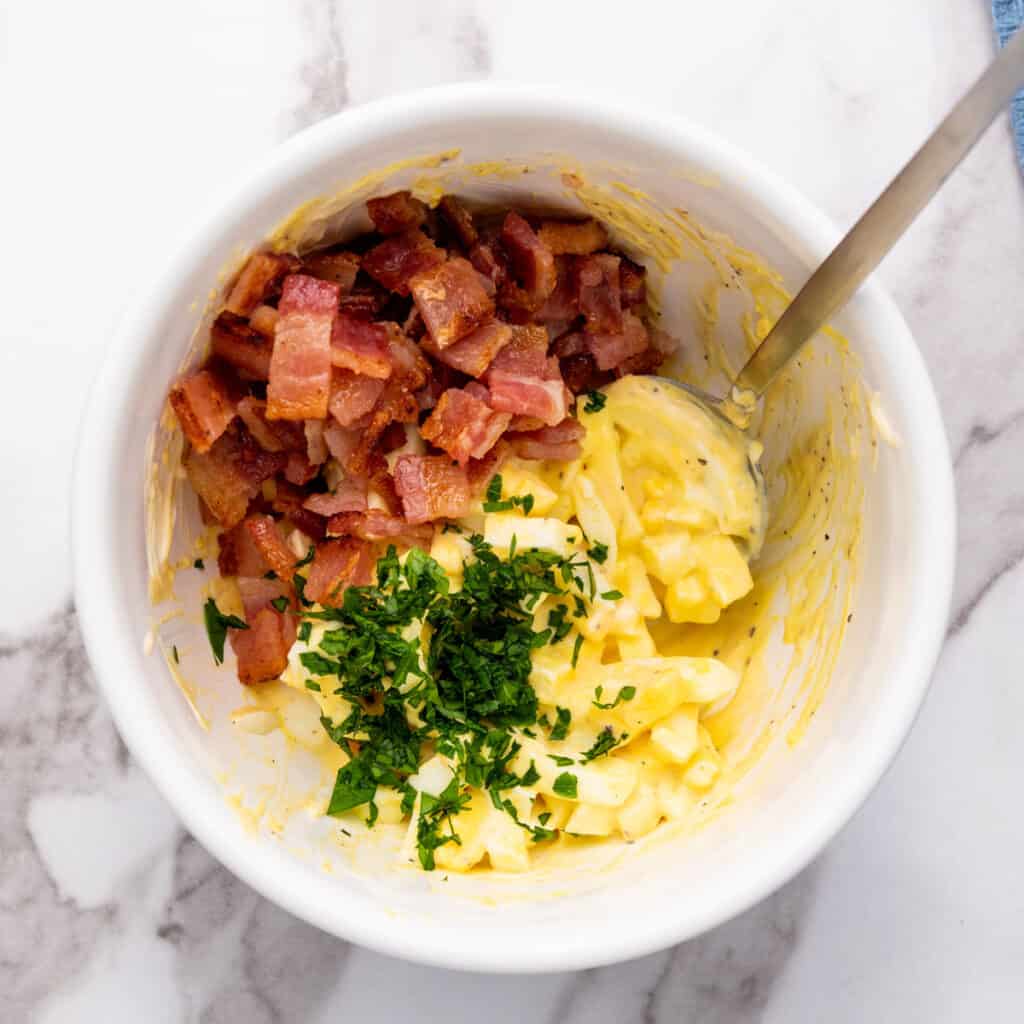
[3, 0, 1023, 1020]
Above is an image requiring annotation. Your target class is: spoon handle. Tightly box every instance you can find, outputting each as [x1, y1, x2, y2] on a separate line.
[731, 26, 1024, 401]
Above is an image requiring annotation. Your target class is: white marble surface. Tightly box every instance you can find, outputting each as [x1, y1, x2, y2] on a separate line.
[3, 0, 1023, 1019]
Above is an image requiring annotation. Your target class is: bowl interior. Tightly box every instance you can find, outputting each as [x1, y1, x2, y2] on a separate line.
[75, 90, 953, 971]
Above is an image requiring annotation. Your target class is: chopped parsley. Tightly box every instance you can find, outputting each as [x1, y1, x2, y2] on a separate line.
[482, 474, 535, 515]
[297, 621, 312, 644]
[270, 596, 290, 613]
[549, 706, 572, 741]
[193, 558, 205, 570]
[600, 589, 623, 601]
[553, 772, 578, 799]
[588, 541, 609, 564]
[305, 680, 322, 692]
[581, 727, 629, 762]
[548, 754, 575, 766]
[203, 597, 248, 665]
[571, 633, 584, 668]
[592, 685, 636, 709]
[583, 390, 607, 414]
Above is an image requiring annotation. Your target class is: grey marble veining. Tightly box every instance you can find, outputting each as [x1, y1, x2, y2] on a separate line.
[4, 0, 1024, 1020]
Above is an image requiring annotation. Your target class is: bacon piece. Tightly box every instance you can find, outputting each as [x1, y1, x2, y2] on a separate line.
[217, 521, 266, 577]
[327, 509, 435, 549]
[386, 332, 430, 390]
[467, 440, 511, 496]
[576, 253, 622, 334]
[323, 421, 361, 464]
[422, 319, 512, 378]
[410, 257, 494, 350]
[438, 195, 479, 249]
[468, 242, 507, 295]
[537, 219, 609, 256]
[169, 369, 237, 454]
[284, 451, 318, 485]
[328, 370, 387, 427]
[303, 479, 368, 516]
[551, 331, 586, 358]
[301, 250, 360, 292]
[561, 352, 613, 394]
[304, 537, 375, 606]
[231, 577, 296, 685]
[249, 304, 279, 337]
[330, 315, 393, 379]
[500, 212, 557, 308]
[244, 514, 298, 578]
[267, 275, 339, 420]
[270, 479, 327, 541]
[236, 397, 287, 452]
[507, 418, 586, 462]
[538, 257, 579, 324]
[184, 424, 286, 527]
[620, 258, 647, 308]
[362, 229, 445, 295]
[486, 324, 551, 378]
[487, 372, 569, 427]
[420, 388, 512, 465]
[392, 454, 473, 524]
[585, 311, 649, 371]
[210, 312, 274, 380]
[367, 191, 428, 235]
[347, 377, 420, 476]
[338, 289, 387, 319]
[305, 419, 328, 467]
[225, 251, 298, 317]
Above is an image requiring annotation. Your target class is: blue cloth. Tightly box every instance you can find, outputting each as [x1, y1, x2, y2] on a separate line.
[992, 0, 1024, 172]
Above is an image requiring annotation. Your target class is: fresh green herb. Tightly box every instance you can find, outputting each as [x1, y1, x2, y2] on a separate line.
[295, 545, 316, 568]
[581, 727, 629, 762]
[592, 685, 636, 710]
[305, 680, 322, 692]
[203, 598, 248, 665]
[538, 811, 552, 826]
[583, 390, 607, 414]
[416, 776, 471, 870]
[297, 621, 312, 643]
[571, 633, 584, 668]
[553, 772, 578, 799]
[193, 558, 205, 570]
[548, 754, 575, 766]
[588, 542, 609, 564]
[270, 596, 290, 613]
[327, 759, 379, 817]
[482, 474, 535, 515]
[550, 706, 572, 741]
[546, 604, 573, 643]
[301, 651, 341, 677]
[600, 589, 623, 601]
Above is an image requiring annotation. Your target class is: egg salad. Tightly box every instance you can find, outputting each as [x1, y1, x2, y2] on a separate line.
[273, 375, 764, 872]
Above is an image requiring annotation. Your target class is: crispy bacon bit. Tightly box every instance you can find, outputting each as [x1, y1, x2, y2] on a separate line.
[467, 440, 510, 495]
[338, 289, 387, 319]
[284, 450, 317, 485]
[169, 369, 237, 454]
[249, 304, 280, 337]
[303, 479, 368, 516]
[487, 324, 551, 378]
[348, 377, 420, 476]
[328, 370, 386, 427]
[326, 508, 433, 545]
[244, 514, 298, 578]
[184, 424, 286, 528]
[468, 242, 506, 294]
[421, 388, 512, 465]
[305, 419, 328, 466]
[487, 372, 569, 427]
[422, 319, 512, 377]
[576, 253, 622, 334]
[304, 537, 375, 606]
[231, 577, 296, 684]
[323, 421, 361, 464]
[500, 212, 557, 308]
[217, 521, 266, 577]
[551, 331, 585, 359]
[270, 479, 327, 541]
[410, 257, 494, 350]
[507, 418, 586, 462]
[620, 258, 647, 308]
[362, 229, 445, 295]
[585, 310, 649, 371]
[438, 195, 479, 249]
[236, 397, 283, 452]
[387, 332, 430, 390]
[267, 275, 339, 420]
[210, 313, 274, 380]
[225, 251, 298, 317]
[367, 191, 428, 235]
[392, 454, 472, 524]
[330, 315, 393, 379]
[301, 250, 360, 292]
[561, 352, 613, 394]
[537, 219, 609, 256]
[539, 257, 579, 325]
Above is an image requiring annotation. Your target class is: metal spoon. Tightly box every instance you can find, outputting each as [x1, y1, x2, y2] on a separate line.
[665, 26, 1024, 543]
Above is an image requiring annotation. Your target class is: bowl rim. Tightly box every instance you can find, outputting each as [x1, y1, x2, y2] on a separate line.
[72, 81, 955, 973]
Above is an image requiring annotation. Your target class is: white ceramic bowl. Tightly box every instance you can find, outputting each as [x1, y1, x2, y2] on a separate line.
[72, 84, 955, 972]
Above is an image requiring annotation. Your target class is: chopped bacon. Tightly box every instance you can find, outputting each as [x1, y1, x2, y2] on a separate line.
[509, 414, 548, 432]
[487, 372, 569, 427]
[561, 352, 613, 394]
[304, 537, 375, 606]
[620, 258, 647, 308]
[486, 324, 551, 378]
[184, 423, 286, 527]
[326, 509, 435, 549]
[225, 251, 298, 317]
[585, 310, 649, 371]
[538, 257, 579, 324]
[422, 319, 512, 377]
[244, 514, 298, 578]
[305, 419, 328, 466]
[328, 370, 386, 427]
[367, 191, 428, 235]
[267, 275, 339, 420]
[284, 450, 318, 485]
[500, 212, 557, 308]
[348, 377, 420, 475]
[270, 479, 327, 541]
[378, 421, 408, 453]
[303, 479, 368, 516]
[507, 418, 586, 462]
[210, 313, 274, 380]
[362, 229, 445, 295]
[438, 195, 479, 249]
[421, 388, 512, 465]
[410, 257, 494, 350]
[537, 219, 609, 256]
[386, 332, 430, 390]
[236, 397, 286, 452]
[301, 250, 360, 292]
[467, 440, 510, 495]
[231, 577, 296, 685]
[169, 369, 237, 454]
[338, 289, 387, 319]
[323, 421, 361, 464]
[217, 521, 266, 577]
[249, 304, 279, 337]
[468, 242, 507, 294]
[551, 331, 586, 358]
[392, 454, 473, 524]
[576, 253, 623, 334]
[330, 315, 393, 379]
